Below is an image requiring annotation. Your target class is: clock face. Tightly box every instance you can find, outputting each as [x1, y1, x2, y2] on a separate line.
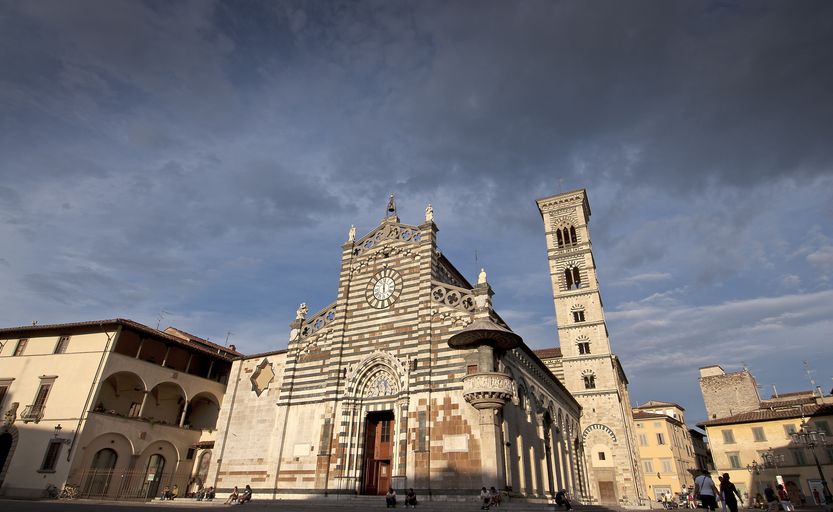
[373, 277, 396, 300]
[366, 268, 403, 309]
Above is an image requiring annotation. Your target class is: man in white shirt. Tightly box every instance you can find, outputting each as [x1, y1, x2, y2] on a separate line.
[694, 469, 719, 511]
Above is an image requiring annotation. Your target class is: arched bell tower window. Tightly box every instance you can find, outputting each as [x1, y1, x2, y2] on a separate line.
[564, 266, 582, 290]
[555, 226, 578, 248]
[576, 335, 591, 355]
[582, 371, 596, 389]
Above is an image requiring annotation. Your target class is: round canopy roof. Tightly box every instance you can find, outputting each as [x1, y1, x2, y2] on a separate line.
[448, 317, 522, 350]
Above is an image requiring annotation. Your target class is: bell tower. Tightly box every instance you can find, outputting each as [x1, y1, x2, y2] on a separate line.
[536, 189, 647, 506]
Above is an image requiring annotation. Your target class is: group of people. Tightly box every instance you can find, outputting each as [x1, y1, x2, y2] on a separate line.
[694, 470, 744, 512]
[224, 485, 253, 505]
[160, 485, 179, 500]
[195, 486, 216, 501]
[694, 468, 804, 512]
[385, 487, 418, 508]
[763, 484, 795, 512]
[479, 486, 503, 510]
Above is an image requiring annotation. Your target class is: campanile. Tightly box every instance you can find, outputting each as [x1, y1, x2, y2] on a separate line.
[536, 189, 647, 506]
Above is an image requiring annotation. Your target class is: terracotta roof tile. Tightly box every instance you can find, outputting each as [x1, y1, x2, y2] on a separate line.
[164, 326, 242, 357]
[699, 402, 833, 427]
[534, 348, 562, 359]
[0, 318, 238, 361]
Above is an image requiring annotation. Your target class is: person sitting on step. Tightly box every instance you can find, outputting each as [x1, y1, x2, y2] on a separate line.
[489, 487, 502, 508]
[405, 488, 418, 508]
[237, 485, 252, 505]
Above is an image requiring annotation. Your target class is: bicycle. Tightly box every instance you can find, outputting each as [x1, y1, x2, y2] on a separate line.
[60, 484, 79, 499]
[45, 483, 59, 499]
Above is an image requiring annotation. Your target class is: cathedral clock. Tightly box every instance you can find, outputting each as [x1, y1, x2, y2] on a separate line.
[366, 268, 403, 309]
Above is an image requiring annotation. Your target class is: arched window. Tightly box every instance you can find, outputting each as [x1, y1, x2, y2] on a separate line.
[577, 336, 591, 355]
[565, 266, 581, 290]
[143, 453, 165, 499]
[85, 448, 118, 496]
[583, 373, 596, 389]
[570, 226, 577, 245]
[556, 229, 564, 248]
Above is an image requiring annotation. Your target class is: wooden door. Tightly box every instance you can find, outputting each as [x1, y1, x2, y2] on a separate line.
[362, 411, 394, 495]
[598, 481, 617, 503]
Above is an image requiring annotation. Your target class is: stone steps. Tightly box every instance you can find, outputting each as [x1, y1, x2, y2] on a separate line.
[153, 496, 621, 512]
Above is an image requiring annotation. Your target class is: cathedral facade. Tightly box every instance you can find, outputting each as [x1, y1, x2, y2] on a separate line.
[536, 190, 648, 507]
[207, 202, 587, 500]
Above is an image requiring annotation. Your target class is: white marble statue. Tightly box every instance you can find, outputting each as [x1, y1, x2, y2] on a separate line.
[348, 224, 356, 242]
[425, 203, 434, 223]
[296, 303, 308, 320]
[478, 268, 487, 285]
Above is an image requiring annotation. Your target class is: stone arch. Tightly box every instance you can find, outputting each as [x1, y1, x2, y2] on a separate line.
[80, 431, 136, 463]
[0, 424, 19, 489]
[517, 383, 528, 412]
[144, 381, 187, 425]
[359, 368, 399, 398]
[581, 423, 617, 443]
[344, 350, 409, 399]
[96, 371, 146, 417]
[184, 392, 221, 430]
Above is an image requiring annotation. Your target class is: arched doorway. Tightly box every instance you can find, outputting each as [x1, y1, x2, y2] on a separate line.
[142, 454, 165, 499]
[84, 448, 118, 497]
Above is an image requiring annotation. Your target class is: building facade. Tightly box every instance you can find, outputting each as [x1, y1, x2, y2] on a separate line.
[0, 319, 235, 498]
[208, 204, 587, 501]
[536, 189, 648, 506]
[699, 365, 833, 506]
[631, 401, 697, 500]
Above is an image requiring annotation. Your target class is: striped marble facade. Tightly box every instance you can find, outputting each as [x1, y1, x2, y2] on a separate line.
[208, 211, 586, 500]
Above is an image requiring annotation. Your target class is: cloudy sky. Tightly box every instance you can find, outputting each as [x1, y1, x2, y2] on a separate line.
[2, 0, 832, 423]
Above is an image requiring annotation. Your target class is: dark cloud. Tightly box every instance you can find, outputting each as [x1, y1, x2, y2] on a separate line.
[1, 0, 832, 421]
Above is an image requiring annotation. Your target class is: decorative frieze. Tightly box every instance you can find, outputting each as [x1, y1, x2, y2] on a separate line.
[431, 283, 476, 313]
[300, 302, 337, 338]
[352, 222, 423, 258]
[462, 372, 513, 409]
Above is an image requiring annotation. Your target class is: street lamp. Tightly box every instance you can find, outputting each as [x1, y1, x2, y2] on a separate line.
[790, 424, 832, 504]
[760, 450, 785, 475]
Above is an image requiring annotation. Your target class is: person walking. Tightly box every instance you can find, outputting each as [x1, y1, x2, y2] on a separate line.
[694, 470, 719, 512]
[764, 486, 778, 512]
[776, 484, 793, 512]
[719, 474, 743, 512]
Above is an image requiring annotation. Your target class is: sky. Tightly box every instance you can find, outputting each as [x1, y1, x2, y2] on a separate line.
[1, 0, 832, 424]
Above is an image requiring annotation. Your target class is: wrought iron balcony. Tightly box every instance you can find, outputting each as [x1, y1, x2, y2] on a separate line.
[462, 372, 514, 410]
[21, 404, 45, 423]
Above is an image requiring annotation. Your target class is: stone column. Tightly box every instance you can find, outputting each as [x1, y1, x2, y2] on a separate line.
[462, 372, 513, 488]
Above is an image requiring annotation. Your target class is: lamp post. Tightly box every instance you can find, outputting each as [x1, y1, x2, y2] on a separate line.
[790, 424, 832, 505]
[761, 450, 785, 478]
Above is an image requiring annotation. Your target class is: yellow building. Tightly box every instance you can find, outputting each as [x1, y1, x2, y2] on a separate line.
[0, 319, 236, 498]
[699, 366, 833, 506]
[632, 401, 697, 501]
